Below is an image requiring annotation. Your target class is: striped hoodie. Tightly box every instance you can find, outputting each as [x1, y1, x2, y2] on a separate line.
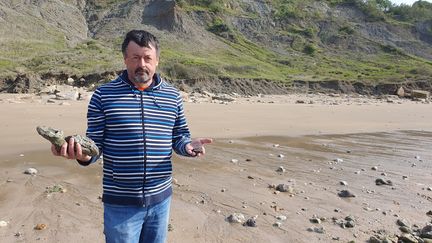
[79, 71, 191, 206]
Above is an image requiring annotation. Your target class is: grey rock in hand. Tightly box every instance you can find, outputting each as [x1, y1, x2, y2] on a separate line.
[36, 126, 99, 157]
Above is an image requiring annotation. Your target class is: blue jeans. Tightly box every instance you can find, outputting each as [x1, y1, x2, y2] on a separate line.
[103, 196, 171, 243]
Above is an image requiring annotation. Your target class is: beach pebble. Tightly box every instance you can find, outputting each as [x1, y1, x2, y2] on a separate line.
[276, 215, 287, 221]
[307, 226, 325, 234]
[273, 222, 282, 227]
[276, 166, 286, 173]
[375, 178, 393, 186]
[231, 159, 238, 163]
[338, 190, 356, 198]
[340, 181, 348, 186]
[34, 224, 47, 230]
[243, 218, 257, 227]
[24, 168, 38, 175]
[227, 213, 245, 223]
[310, 218, 321, 224]
[0, 221, 8, 227]
[396, 218, 410, 227]
[276, 184, 293, 193]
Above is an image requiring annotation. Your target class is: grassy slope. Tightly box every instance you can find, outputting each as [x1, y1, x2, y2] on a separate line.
[0, 0, 431, 85]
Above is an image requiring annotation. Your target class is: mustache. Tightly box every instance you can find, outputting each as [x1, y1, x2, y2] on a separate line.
[135, 67, 149, 75]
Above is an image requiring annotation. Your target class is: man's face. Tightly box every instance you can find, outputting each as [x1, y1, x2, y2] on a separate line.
[124, 41, 159, 84]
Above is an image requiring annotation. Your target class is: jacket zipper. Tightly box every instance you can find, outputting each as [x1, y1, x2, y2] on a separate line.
[140, 92, 147, 202]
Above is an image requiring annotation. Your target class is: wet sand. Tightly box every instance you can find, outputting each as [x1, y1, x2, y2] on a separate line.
[0, 94, 431, 242]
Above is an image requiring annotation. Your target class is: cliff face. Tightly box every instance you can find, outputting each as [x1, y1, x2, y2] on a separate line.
[0, 0, 431, 94]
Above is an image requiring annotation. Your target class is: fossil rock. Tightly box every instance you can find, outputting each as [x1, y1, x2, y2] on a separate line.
[36, 126, 99, 157]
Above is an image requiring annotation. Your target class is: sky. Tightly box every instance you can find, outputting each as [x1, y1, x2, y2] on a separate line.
[390, 0, 432, 5]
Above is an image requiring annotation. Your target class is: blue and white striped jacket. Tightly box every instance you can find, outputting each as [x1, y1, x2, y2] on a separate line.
[81, 71, 191, 206]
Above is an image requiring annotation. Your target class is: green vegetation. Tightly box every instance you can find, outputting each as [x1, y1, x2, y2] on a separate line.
[1, 0, 431, 87]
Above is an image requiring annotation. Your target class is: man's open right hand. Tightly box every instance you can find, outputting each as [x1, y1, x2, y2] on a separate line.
[51, 138, 91, 162]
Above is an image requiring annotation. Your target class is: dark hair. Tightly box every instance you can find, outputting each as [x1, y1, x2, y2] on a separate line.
[121, 30, 160, 57]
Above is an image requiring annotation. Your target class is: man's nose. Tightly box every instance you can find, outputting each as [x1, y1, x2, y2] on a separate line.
[138, 58, 146, 66]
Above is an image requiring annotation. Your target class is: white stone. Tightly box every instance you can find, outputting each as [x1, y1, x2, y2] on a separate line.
[24, 168, 38, 175]
[278, 154, 285, 158]
[231, 159, 238, 163]
[0, 221, 8, 227]
[227, 213, 245, 223]
[334, 158, 343, 163]
[276, 166, 286, 173]
[67, 77, 74, 84]
[276, 215, 287, 221]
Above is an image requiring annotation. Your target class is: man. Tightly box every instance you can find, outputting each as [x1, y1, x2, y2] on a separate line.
[51, 30, 212, 243]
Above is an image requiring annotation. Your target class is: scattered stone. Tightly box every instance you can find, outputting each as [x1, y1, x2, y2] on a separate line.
[371, 166, 378, 171]
[338, 190, 356, 198]
[340, 181, 348, 186]
[415, 155, 421, 160]
[396, 87, 405, 98]
[381, 172, 387, 176]
[278, 154, 285, 158]
[334, 158, 343, 163]
[276, 166, 286, 173]
[427, 210, 432, 217]
[19, 154, 24, 157]
[402, 175, 408, 180]
[273, 222, 282, 227]
[276, 184, 293, 193]
[375, 178, 393, 186]
[168, 224, 174, 232]
[354, 171, 360, 175]
[247, 176, 254, 179]
[273, 144, 280, 148]
[411, 90, 430, 99]
[14, 232, 22, 237]
[0, 221, 8, 227]
[398, 233, 418, 243]
[243, 218, 257, 227]
[34, 224, 47, 230]
[231, 159, 238, 163]
[221, 188, 226, 192]
[310, 218, 321, 224]
[228, 140, 234, 144]
[227, 213, 245, 223]
[6, 179, 12, 183]
[396, 219, 410, 227]
[307, 226, 325, 234]
[399, 226, 412, 234]
[24, 168, 38, 175]
[276, 215, 287, 221]
[245, 159, 252, 162]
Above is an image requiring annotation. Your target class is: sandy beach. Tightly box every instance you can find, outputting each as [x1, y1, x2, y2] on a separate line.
[0, 93, 431, 242]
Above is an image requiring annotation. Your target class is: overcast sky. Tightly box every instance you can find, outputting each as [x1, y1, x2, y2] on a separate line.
[390, 0, 432, 5]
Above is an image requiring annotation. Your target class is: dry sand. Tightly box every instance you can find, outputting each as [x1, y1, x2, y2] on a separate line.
[0, 93, 431, 242]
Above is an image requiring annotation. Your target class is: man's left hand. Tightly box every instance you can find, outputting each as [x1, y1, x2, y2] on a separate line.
[186, 138, 213, 157]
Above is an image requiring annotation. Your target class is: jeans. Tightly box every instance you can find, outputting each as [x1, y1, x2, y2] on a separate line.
[103, 196, 171, 243]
